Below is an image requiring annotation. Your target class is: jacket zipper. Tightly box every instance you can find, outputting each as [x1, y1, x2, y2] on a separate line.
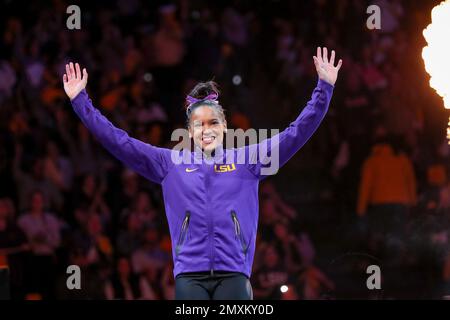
[175, 211, 190, 257]
[206, 166, 215, 276]
[231, 210, 248, 254]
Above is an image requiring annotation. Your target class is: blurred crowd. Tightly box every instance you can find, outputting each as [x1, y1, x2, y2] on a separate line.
[0, 0, 449, 299]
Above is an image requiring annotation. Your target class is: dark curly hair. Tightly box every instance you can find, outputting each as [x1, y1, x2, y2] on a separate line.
[185, 81, 226, 127]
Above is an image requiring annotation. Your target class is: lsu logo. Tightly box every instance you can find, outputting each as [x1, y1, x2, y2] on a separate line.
[214, 163, 236, 173]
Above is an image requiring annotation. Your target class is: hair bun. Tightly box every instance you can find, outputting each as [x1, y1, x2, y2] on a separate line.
[185, 81, 220, 109]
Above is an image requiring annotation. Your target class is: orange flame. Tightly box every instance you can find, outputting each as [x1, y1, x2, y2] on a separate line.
[422, 0, 450, 142]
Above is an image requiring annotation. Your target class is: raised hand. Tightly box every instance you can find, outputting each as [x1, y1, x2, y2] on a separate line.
[313, 47, 342, 86]
[63, 62, 88, 100]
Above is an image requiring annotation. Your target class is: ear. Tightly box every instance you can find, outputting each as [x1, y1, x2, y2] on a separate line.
[188, 127, 193, 139]
[223, 120, 228, 133]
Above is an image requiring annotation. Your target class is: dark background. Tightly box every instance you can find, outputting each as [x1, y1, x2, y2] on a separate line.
[0, 0, 449, 299]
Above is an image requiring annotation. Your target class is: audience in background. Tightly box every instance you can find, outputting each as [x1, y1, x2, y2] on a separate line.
[0, 0, 447, 299]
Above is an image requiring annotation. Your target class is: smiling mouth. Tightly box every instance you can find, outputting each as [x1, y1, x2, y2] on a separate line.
[202, 136, 216, 145]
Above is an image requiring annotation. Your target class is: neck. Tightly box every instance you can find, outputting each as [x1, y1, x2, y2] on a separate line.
[194, 144, 223, 159]
[203, 148, 214, 158]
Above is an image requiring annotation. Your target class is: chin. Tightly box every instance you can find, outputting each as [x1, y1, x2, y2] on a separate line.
[202, 143, 217, 152]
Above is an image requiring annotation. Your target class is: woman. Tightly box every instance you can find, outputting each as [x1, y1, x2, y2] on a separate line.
[63, 47, 342, 300]
[17, 190, 62, 299]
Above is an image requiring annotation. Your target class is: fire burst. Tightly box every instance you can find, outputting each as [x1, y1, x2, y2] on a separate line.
[422, 0, 450, 142]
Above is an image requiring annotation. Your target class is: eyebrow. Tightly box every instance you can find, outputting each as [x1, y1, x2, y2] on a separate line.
[193, 118, 220, 123]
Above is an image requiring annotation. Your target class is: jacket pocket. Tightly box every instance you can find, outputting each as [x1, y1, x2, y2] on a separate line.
[231, 210, 249, 255]
[175, 211, 191, 257]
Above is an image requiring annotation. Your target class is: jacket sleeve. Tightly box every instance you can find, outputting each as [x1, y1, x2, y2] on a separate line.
[70, 89, 173, 184]
[245, 79, 334, 178]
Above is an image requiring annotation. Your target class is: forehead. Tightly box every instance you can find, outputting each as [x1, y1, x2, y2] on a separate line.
[190, 105, 221, 122]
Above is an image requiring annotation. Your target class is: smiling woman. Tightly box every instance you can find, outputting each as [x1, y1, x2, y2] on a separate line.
[185, 81, 227, 156]
[63, 47, 341, 300]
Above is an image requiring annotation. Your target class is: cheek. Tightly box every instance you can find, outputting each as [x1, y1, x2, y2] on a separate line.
[216, 128, 225, 140]
[193, 129, 202, 139]
[188, 127, 196, 139]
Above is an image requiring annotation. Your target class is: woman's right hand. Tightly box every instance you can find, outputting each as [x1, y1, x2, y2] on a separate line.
[63, 62, 88, 100]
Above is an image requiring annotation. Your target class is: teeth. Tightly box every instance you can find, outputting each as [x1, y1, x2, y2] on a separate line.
[203, 136, 215, 143]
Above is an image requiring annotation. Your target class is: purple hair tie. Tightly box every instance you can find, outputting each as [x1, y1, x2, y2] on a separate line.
[186, 92, 219, 106]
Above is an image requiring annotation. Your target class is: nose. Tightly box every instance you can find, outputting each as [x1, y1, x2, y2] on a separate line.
[202, 126, 213, 134]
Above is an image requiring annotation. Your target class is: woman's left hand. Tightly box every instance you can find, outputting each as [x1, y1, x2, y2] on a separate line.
[313, 47, 343, 86]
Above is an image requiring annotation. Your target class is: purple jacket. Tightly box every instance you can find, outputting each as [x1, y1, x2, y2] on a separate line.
[70, 79, 334, 278]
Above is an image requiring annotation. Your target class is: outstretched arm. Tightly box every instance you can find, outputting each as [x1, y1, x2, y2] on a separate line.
[246, 47, 342, 178]
[63, 62, 173, 184]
